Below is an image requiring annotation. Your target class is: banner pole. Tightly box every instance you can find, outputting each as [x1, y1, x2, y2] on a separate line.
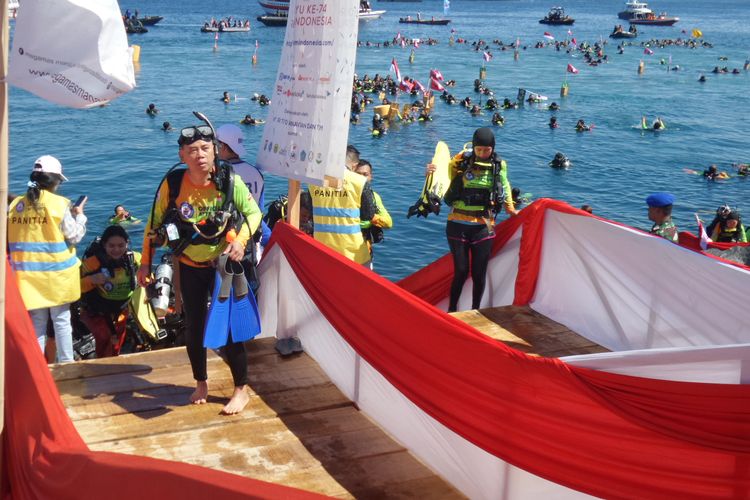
[0, 0, 10, 478]
[286, 179, 300, 229]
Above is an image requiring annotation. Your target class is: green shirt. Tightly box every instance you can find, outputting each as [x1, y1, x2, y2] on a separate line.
[650, 219, 678, 242]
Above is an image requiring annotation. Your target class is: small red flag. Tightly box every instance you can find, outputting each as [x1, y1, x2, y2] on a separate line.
[566, 63, 579, 74]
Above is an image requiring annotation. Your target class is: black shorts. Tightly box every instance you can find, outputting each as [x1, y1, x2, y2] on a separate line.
[446, 220, 494, 245]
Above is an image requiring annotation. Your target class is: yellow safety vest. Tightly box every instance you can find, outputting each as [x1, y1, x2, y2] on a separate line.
[8, 191, 80, 309]
[310, 169, 370, 264]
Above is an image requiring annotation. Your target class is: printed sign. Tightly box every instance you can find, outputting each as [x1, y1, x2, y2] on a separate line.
[257, 0, 358, 184]
[8, 0, 135, 108]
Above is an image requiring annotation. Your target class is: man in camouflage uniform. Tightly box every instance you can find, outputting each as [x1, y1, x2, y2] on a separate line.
[646, 192, 678, 242]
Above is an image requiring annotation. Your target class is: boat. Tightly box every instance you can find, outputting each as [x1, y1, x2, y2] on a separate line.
[137, 15, 163, 26]
[617, 0, 652, 20]
[8, 199, 749, 499]
[124, 19, 148, 34]
[539, 6, 575, 25]
[610, 25, 638, 38]
[8, 0, 19, 18]
[399, 15, 451, 25]
[256, 14, 288, 27]
[258, 0, 384, 20]
[256, 9, 384, 26]
[629, 11, 679, 25]
[201, 23, 250, 32]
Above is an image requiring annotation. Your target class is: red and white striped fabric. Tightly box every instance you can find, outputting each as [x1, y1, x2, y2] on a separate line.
[429, 77, 445, 91]
[259, 198, 750, 499]
[543, 31, 554, 40]
[390, 57, 401, 83]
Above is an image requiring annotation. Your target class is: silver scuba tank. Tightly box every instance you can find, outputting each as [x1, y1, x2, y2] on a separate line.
[150, 257, 173, 317]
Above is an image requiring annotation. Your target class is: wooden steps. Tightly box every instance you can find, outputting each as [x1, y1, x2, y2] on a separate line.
[451, 305, 610, 357]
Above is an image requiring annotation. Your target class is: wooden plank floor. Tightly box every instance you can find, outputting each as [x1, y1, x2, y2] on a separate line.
[52, 338, 464, 499]
[452, 305, 610, 357]
[52, 305, 604, 499]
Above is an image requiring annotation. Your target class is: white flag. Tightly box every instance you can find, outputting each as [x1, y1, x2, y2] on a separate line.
[257, 0, 359, 183]
[8, 0, 135, 108]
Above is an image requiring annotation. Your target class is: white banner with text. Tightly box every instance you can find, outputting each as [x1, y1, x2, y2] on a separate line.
[257, 0, 358, 184]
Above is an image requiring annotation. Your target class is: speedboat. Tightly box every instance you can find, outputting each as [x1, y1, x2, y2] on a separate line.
[539, 6, 575, 25]
[399, 15, 450, 25]
[137, 16, 163, 26]
[610, 25, 638, 38]
[629, 11, 678, 26]
[617, 0, 652, 20]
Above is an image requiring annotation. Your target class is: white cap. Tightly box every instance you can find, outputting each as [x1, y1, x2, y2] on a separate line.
[33, 155, 68, 182]
[215, 124, 247, 157]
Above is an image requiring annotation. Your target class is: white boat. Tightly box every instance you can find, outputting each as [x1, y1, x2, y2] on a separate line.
[617, 0, 653, 19]
[8, 0, 19, 18]
[258, 0, 384, 20]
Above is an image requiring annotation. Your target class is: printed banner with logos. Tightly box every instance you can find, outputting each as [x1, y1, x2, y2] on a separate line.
[8, 0, 135, 109]
[257, 0, 358, 184]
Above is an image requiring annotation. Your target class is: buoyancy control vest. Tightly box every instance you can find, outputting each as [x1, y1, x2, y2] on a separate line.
[154, 163, 242, 256]
[445, 152, 506, 220]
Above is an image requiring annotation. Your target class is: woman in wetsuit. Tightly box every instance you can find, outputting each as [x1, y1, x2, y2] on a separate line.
[426, 127, 517, 312]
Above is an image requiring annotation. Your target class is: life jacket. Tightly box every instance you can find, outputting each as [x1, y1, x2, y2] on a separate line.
[81, 237, 138, 303]
[155, 163, 241, 257]
[446, 152, 506, 221]
[8, 190, 80, 309]
[309, 169, 370, 264]
[716, 226, 741, 243]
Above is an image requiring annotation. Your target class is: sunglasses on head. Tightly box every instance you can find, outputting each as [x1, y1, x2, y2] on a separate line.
[178, 125, 214, 146]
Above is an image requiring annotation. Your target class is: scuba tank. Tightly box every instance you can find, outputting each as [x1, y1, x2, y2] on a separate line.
[150, 255, 173, 317]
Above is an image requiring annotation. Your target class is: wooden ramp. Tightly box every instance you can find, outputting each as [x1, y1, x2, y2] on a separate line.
[52, 306, 605, 498]
[452, 305, 610, 357]
[52, 338, 464, 499]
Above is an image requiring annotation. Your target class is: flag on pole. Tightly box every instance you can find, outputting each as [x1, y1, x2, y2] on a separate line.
[400, 78, 414, 92]
[566, 63, 579, 74]
[543, 32, 555, 41]
[8, 0, 135, 108]
[413, 80, 426, 93]
[413, 38, 421, 49]
[516, 37, 521, 48]
[644, 47, 654, 55]
[429, 77, 445, 92]
[255, 40, 259, 49]
[430, 69, 444, 81]
[395, 32, 402, 41]
[390, 58, 402, 83]
[443, 0, 450, 16]
[695, 214, 711, 250]
[400, 38, 407, 48]
[567, 28, 573, 36]
[483, 51, 493, 62]
[571, 37, 577, 47]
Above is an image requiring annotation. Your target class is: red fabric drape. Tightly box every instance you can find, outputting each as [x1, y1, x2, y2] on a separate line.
[268, 212, 750, 499]
[2, 262, 324, 500]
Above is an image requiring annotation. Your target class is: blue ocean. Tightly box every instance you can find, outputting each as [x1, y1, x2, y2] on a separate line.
[8, 0, 750, 281]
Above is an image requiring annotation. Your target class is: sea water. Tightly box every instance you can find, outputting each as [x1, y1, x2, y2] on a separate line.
[8, 0, 750, 280]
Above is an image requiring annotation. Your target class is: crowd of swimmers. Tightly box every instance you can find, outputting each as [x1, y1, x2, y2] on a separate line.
[203, 17, 250, 29]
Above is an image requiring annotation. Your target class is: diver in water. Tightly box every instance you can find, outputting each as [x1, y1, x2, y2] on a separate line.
[575, 119, 591, 132]
[491, 112, 505, 126]
[549, 152, 571, 169]
[549, 117, 559, 129]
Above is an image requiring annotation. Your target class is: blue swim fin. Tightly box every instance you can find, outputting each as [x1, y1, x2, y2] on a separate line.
[229, 260, 261, 343]
[203, 255, 233, 349]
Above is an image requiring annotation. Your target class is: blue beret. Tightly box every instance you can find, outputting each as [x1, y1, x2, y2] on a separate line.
[646, 192, 675, 207]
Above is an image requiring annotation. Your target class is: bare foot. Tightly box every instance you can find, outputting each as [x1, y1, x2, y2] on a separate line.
[190, 381, 208, 404]
[221, 385, 250, 415]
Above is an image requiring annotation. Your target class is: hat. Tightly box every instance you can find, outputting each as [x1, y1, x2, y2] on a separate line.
[215, 124, 247, 157]
[646, 192, 675, 208]
[472, 127, 495, 149]
[33, 155, 68, 182]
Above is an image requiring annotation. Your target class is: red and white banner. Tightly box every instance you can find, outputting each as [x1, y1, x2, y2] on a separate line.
[390, 57, 401, 83]
[543, 31, 555, 40]
[644, 47, 654, 55]
[567, 63, 579, 74]
[430, 68, 444, 81]
[413, 79, 426, 93]
[259, 199, 750, 499]
[429, 77, 445, 91]
[483, 51, 492, 62]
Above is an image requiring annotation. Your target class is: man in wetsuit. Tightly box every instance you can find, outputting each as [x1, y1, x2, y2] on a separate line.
[137, 123, 262, 414]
